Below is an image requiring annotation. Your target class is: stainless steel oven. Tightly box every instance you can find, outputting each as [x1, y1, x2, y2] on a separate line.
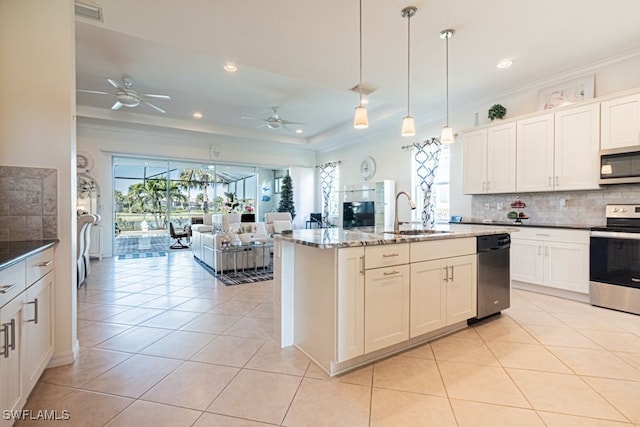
[590, 205, 640, 315]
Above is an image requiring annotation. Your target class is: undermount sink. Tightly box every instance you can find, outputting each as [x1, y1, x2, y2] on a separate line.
[394, 229, 451, 235]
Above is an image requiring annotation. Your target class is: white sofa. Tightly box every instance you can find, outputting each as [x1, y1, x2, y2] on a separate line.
[192, 213, 270, 274]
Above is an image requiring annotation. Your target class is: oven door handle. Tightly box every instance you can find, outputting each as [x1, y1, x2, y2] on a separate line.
[632, 278, 640, 283]
[591, 230, 640, 240]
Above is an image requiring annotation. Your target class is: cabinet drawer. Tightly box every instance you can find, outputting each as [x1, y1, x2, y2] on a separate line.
[410, 238, 475, 263]
[365, 244, 409, 269]
[0, 260, 26, 308]
[510, 227, 589, 244]
[26, 248, 54, 285]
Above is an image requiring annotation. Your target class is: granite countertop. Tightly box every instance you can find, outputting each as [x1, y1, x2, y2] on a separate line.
[275, 225, 514, 249]
[0, 240, 58, 270]
[454, 219, 599, 230]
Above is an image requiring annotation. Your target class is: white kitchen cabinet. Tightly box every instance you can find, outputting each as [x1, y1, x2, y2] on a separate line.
[601, 93, 640, 150]
[23, 271, 54, 392]
[410, 254, 476, 337]
[336, 247, 365, 362]
[516, 113, 555, 192]
[0, 246, 55, 427]
[517, 105, 600, 192]
[364, 264, 410, 353]
[462, 122, 516, 194]
[0, 294, 25, 427]
[510, 228, 589, 296]
[554, 103, 600, 190]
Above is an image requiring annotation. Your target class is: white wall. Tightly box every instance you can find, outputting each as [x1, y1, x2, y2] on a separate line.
[0, 0, 77, 365]
[289, 166, 316, 229]
[77, 125, 318, 256]
[318, 53, 640, 221]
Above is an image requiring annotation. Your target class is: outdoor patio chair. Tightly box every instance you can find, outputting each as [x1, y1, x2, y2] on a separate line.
[169, 222, 190, 249]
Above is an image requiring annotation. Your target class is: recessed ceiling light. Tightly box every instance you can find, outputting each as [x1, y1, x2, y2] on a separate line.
[223, 63, 237, 72]
[295, 129, 303, 134]
[193, 112, 203, 119]
[497, 59, 513, 69]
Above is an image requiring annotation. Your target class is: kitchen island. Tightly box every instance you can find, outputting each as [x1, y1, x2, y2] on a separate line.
[273, 225, 513, 376]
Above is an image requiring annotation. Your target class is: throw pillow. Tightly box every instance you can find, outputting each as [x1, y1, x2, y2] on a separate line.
[227, 222, 241, 232]
[273, 220, 292, 233]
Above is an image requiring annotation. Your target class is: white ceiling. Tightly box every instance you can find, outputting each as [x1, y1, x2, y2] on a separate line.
[75, 0, 640, 151]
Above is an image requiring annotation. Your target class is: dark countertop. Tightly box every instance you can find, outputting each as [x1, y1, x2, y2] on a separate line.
[451, 220, 598, 230]
[0, 240, 59, 270]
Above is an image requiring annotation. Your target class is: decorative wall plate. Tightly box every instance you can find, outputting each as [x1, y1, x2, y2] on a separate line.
[76, 151, 94, 173]
[360, 156, 376, 181]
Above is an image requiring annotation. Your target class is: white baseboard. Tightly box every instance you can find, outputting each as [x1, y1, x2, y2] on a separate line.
[512, 281, 589, 303]
[47, 339, 80, 368]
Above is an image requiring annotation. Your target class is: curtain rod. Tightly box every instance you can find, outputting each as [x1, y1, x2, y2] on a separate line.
[315, 161, 342, 168]
[401, 137, 440, 150]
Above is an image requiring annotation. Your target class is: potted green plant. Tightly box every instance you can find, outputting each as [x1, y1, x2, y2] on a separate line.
[488, 104, 506, 121]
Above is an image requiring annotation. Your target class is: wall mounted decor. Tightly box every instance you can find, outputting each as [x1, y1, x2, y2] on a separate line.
[538, 74, 595, 110]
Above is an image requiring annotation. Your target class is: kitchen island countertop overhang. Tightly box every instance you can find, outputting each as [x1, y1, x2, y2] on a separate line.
[273, 225, 515, 376]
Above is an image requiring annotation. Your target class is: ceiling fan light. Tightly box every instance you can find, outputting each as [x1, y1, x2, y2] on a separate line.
[401, 116, 415, 137]
[354, 105, 369, 129]
[441, 126, 455, 144]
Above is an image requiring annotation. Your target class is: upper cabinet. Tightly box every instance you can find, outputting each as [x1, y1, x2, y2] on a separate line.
[600, 94, 640, 150]
[516, 113, 555, 192]
[554, 103, 600, 190]
[464, 99, 602, 194]
[462, 122, 516, 194]
[516, 105, 600, 192]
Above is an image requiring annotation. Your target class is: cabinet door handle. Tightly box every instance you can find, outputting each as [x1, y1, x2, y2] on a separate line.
[486, 181, 490, 191]
[359, 256, 364, 275]
[37, 260, 53, 267]
[383, 270, 400, 276]
[535, 233, 550, 237]
[545, 246, 550, 256]
[538, 246, 542, 256]
[382, 253, 399, 258]
[27, 298, 39, 324]
[1, 322, 8, 358]
[482, 181, 486, 191]
[0, 283, 16, 294]
[548, 176, 552, 187]
[449, 265, 454, 282]
[555, 176, 559, 186]
[443, 267, 449, 282]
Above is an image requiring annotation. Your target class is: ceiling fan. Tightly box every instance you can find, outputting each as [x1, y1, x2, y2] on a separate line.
[77, 76, 171, 113]
[241, 107, 303, 130]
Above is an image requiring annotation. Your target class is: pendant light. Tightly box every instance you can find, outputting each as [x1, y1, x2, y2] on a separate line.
[401, 6, 417, 137]
[353, 0, 369, 129]
[440, 28, 455, 144]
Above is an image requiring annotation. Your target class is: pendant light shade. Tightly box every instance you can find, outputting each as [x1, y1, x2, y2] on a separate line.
[402, 116, 416, 137]
[353, 0, 369, 129]
[401, 6, 417, 137]
[440, 28, 455, 144]
[354, 105, 369, 129]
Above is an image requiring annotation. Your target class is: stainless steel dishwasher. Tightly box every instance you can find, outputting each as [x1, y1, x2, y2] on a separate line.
[471, 233, 511, 322]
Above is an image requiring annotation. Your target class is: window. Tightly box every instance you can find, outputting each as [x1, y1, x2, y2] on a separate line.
[411, 144, 450, 224]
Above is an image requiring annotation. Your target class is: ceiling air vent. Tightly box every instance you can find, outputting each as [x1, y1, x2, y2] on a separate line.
[75, 1, 103, 22]
[349, 83, 377, 96]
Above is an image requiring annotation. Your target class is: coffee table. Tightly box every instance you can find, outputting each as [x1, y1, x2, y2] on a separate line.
[217, 241, 273, 277]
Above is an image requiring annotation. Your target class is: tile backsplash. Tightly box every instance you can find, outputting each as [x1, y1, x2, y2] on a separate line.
[0, 166, 57, 241]
[471, 184, 640, 226]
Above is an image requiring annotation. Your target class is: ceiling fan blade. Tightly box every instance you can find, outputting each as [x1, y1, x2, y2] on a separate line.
[241, 116, 266, 122]
[107, 78, 124, 90]
[111, 101, 123, 110]
[280, 119, 304, 125]
[77, 89, 111, 95]
[142, 100, 166, 114]
[143, 93, 171, 100]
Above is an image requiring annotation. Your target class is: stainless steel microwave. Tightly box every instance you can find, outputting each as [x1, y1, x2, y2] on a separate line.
[600, 148, 640, 184]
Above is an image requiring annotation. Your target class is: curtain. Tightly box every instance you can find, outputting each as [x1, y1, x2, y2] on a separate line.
[318, 162, 339, 227]
[413, 138, 442, 228]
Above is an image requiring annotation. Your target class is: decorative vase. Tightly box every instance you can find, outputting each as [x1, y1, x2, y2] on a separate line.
[238, 233, 252, 244]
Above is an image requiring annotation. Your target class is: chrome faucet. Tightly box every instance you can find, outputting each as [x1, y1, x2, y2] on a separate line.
[394, 191, 417, 232]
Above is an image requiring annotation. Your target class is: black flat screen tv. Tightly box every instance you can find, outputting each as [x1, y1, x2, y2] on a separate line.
[343, 201, 375, 228]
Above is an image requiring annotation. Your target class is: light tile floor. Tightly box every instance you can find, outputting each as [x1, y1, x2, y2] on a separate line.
[18, 251, 640, 426]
